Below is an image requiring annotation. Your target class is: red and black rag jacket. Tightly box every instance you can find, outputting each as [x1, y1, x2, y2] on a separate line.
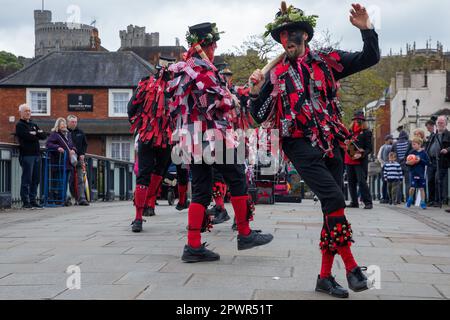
[250, 29, 380, 158]
[128, 67, 174, 149]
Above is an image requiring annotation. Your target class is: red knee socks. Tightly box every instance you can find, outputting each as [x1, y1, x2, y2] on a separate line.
[320, 250, 335, 279]
[187, 203, 206, 249]
[328, 208, 358, 274]
[134, 185, 148, 221]
[178, 184, 188, 206]
[231, 196, 252, 236]
[146, 175, 163, 209]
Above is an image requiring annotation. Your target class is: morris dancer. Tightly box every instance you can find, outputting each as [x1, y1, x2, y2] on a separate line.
[168, 22, 273, 263]
[249, 2, 380, 298]
[128, 56, 176, 232]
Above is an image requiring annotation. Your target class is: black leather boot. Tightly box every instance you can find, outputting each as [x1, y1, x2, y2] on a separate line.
[237, 230, 274, 251]
[131, 220, 143, 233]
[182, 244, 220, 263]
[315, 275, 349, 299]
[347, 266, 369, 292]
[143, 207, 155, 217]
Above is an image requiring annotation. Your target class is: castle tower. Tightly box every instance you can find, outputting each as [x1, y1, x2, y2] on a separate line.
[34, 10, 52, 27]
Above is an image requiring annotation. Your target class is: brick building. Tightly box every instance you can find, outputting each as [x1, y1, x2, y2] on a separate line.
[0, 51, 155, 160]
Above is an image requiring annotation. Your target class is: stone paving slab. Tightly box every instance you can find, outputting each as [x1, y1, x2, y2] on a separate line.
[0, 200, 449, 300]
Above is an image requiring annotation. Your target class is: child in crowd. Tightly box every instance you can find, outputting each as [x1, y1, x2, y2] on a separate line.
[406, 137, 430, 210]
[383, 152, 403, 205]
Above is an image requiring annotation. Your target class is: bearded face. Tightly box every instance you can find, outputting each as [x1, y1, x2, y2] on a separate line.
[280, 30, 308, 60]
[202, 42, 217, 62]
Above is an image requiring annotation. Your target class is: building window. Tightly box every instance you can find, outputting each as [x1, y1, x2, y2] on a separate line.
[107, 136, 133, 162]
[108, 89, 132, 117]
[26, 88, 51, 116]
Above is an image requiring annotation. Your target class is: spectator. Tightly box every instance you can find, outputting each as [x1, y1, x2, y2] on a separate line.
[434, 116, 450, 206]
[345, 111, 373, 210]
[67, 115, 89, 206]
[377, 135, 394, 203]
[15, 104, 47, 209]
[46, 118, 77, 206]
[383, 152, 403, 205]
[425, 119, 438, 206]
[406, 137, 430, 210]
[392, 130, 411, 202]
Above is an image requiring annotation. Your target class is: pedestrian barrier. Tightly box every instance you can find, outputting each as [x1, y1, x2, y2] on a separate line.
[0, 143, 135, 209]
[43, 150, 68, 207]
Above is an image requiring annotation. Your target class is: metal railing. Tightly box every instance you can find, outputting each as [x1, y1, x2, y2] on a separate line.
[0, 143, 135, 209]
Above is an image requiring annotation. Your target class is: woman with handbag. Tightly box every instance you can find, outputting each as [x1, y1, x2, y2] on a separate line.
[46, 118, 78, 206]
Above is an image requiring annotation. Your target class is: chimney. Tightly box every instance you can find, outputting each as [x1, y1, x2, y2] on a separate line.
[90, 28, 101, 51]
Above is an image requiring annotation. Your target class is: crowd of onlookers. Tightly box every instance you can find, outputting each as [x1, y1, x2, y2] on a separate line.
[378, 116, 450, 212]
[15, 104, 90, 209]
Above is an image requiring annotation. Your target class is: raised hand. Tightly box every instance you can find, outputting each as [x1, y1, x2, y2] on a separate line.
[349, 3, 372, 30]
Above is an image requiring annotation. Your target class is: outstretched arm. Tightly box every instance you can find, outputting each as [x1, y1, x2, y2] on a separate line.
[333, 4, 381, 81]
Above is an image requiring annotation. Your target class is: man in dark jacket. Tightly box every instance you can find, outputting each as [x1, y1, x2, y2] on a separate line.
[15, 104, 47, 209]
[67, 115, 89, 206]
[345, 111, 373, 209]
[432, 116, 450, 206]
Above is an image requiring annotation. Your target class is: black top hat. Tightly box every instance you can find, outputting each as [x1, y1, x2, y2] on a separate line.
[221, 68, 233, 76]
[214, 62, 228, 71]
[265, 2, 318, 43]
[186, 22, 223, 45]
[352, 110, 366, 121]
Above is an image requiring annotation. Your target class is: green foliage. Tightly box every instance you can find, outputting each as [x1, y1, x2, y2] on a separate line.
[0, 51, 24, 79]
[264, 6, 318, 38]
[185, 23, 223, 46]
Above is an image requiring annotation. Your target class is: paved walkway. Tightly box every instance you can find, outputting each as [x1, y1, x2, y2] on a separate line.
[0, 200, 450, 300]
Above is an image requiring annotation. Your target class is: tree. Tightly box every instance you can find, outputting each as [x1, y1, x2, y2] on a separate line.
[0, 51, 24, 80]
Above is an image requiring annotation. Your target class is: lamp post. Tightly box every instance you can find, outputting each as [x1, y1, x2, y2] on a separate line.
[415, 99, 421, 128]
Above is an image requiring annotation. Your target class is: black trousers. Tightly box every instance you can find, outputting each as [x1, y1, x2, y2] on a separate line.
[427, 161, 437, 203]
[282, 138, 346, 215]
[191, 162, 247, 208]
[176, 165, 190, 185]
[136, 142, 172, 186]
[347, 161, 373, 206]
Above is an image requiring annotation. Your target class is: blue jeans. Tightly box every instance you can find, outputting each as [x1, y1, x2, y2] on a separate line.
[20, 155, 41, 204]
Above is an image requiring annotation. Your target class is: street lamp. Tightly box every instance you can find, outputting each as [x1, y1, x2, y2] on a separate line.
[415, 99, 421, 127]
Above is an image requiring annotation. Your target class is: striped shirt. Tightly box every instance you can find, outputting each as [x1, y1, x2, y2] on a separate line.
[395, 141, 410, 161]
[383, 162, 404, 181]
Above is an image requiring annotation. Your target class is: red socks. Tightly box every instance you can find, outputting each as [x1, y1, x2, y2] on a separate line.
[146, 175, 163, 209]
[231, 196, 252, 236]
[134, 185, 148, 221]
[320, 251, 335, 279]
[187, 203, 206, 249]
[337, 246, 358, 274]
[178, 184, 188, 206]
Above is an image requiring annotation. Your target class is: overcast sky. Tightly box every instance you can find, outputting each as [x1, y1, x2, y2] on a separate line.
[1, 0, 449, 58]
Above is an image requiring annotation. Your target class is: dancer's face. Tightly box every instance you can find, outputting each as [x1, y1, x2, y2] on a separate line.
[203, 42, 217, 62]
[280, 30, 308, 60]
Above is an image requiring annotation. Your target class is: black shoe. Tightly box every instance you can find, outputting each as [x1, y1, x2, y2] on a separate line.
[212, 207, 231, 225]
[30, 202, 44, 210]
[348, 203, 359, 208]
[315, 275, 349, 299]
[231, 221, 237, 231]
[347, 266, 369, 292]
[22, 203, 33, 210]
[131, 220, 143, 233]
[176, 200, 190, 212]
[143, 207, 155, 217]
[78, 200, 90, 206]
[364, 204, 373, 210]
[182, 243, 220, 263]
[64, 200, 73, 207]
[237, 230, 274, 251]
